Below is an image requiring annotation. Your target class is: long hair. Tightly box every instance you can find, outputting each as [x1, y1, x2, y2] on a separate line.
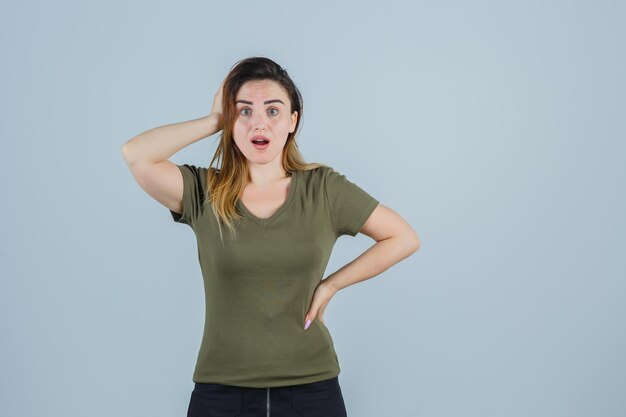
[204, 56, 326, 241]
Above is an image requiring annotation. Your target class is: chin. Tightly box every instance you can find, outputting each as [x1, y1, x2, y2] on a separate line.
[246, 153, 278, 162]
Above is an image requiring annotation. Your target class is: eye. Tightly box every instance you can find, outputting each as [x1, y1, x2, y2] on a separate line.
[238, 107, 279, 116]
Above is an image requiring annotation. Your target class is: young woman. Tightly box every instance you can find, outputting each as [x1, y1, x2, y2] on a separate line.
[122, 56, 420, 417]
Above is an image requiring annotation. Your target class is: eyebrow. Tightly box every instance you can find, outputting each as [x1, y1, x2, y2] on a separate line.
[235, 99, 285, 105]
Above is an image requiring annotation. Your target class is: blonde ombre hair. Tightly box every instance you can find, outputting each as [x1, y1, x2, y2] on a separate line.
[203, 56, 327, 240]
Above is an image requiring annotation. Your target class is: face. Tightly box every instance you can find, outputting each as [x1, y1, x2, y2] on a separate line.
[233, 79, 298, 167]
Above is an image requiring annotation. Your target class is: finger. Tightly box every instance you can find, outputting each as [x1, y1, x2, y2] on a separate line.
[304, 308, 317, 330]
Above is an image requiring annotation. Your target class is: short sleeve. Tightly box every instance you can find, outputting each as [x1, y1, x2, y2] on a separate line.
[324, 166, 379, 237]
[170, 164, 209, 226]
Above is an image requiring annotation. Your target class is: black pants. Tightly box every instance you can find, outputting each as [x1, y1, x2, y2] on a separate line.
[187, 376, 348, 417]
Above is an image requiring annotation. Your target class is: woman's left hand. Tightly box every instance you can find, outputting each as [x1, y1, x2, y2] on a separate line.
[304, 278, 338, 330]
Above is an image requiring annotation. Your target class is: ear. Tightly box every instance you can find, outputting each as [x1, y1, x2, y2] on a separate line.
[290, 111, 298, 133]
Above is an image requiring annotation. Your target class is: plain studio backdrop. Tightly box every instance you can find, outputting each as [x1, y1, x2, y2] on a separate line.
[1, 1, 624, 416]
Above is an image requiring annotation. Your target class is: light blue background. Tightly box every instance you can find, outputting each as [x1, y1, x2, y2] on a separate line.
[2, 1, 624, 416]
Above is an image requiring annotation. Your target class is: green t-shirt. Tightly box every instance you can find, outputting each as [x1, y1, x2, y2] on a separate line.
[169, 164, 379, 388]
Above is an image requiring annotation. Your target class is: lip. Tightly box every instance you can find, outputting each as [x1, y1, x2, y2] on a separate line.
[250, 135, 270, 143]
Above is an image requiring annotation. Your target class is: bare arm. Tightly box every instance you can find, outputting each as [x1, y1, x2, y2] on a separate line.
[324, 203, 420, 294]
[122, 78, 225, 165]
[304, 203, 420, 327]
[121, 113, 221, 165]
[121, 80, 225, 215]
[120, 113, 221, 215]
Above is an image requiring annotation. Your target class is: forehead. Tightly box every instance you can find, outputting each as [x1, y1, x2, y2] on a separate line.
[235, 80, 288, 103]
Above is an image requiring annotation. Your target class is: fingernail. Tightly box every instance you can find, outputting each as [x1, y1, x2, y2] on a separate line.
[304, 319, 312, 330]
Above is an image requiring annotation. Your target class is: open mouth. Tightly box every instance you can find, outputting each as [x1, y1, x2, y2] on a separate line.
[251, 135, 270, 149]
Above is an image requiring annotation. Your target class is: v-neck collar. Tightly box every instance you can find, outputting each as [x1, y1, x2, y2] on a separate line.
[236, 170, 299, 226]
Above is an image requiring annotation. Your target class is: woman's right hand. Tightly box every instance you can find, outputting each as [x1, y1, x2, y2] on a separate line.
[211, 77, 226, 129]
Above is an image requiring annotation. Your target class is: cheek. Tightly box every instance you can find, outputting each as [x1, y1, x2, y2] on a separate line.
[276, 117, 291, 129]
[233, 118, 246, 129]
[232, 120, 247, 144]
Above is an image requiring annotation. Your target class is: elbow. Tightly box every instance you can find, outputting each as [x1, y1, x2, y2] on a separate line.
[390, 231, 420, 258]
[121, 140, 136, 165]
[406, 231, 421, 254]
[121, 144, 128, 161]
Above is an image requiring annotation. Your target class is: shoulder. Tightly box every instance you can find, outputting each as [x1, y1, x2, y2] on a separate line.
[294, 164, 336, 188]
[178, 164, 215, 194]
[296, 164, 336, 180]
[178, 163, 211, 174]
[290, 165, 332, 199]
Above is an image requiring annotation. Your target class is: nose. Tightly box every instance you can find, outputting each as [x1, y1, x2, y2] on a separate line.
[252, 113, 269, 130]
[253, 120, 266, 131]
